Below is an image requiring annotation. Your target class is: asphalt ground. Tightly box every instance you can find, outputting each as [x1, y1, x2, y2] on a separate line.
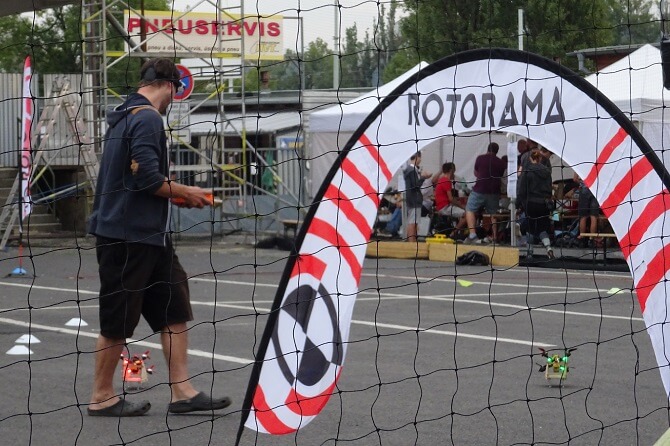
[0, 236, 667, 446]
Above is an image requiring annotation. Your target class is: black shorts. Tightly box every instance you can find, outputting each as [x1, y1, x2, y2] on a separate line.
[578, 188, 600, 218]
[96, 236, 194, 339]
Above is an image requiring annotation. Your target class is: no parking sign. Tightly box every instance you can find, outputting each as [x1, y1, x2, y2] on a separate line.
[174, 64, 194, 100]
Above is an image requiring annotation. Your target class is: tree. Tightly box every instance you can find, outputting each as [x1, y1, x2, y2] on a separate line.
[381, 48, 420, 84]
[242, 38, 334, 92]
[0, 0, 168, 79]
[0, 9, 80, 74]
[270, 52, 303, 90]
[303, 38, 335, 89]
[522, 0, 615, 65]
[357, 1, 404, 86]
[610, 0, 659, 45]
[340, 23, 364, 88]
[241, 3, 405, 91]
[398, 0, 616, 71]
[359, 30, 377, 86]
[374, 1, 402, 73]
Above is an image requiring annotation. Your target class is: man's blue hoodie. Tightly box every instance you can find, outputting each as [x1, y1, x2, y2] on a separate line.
[88, 93, 170, 246]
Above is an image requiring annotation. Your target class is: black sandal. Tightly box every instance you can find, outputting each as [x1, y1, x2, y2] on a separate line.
[168, 392, 232, 414]
[87, 398, 151, 417]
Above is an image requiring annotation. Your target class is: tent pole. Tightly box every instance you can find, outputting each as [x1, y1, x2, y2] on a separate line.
[510, 8, 524, 249]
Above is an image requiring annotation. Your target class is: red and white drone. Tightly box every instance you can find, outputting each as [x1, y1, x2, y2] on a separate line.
[120, 350, 155, 387]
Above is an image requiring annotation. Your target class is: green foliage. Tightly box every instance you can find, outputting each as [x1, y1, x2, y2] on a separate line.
[101, 0, 170, 93]
[399, 0, 618, 71]
[0, 0, 168, 79]
[609, 0, 659, 45]
[382, 49, 420, 84]
[303, 38, 335, 89]
[340, 23, 364, 88]
[0, 8, 80, 74]
[244, 37, 335, 91]
[0, 0, 661, 91]
[522, 0, 615, 69]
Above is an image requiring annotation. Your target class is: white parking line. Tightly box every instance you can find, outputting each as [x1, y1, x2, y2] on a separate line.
[189, 300, 555, 348]
[193, 275, 626, 295]
[355, 291, 644, 322]
[0, 317, 253, 365]
[0, 281, 98, 294]
[351, 320, 554, 347]
[0, 278, 639, 323]
[1, 275, 635, 353]
[359, 273, 612, 292]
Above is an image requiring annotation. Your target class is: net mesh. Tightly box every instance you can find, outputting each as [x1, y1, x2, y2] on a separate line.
[0, 1, 668, 445]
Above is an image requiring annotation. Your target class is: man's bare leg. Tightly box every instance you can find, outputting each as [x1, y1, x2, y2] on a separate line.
[161, 322, 198, 403]
[89, 335, 126, 410]
[406, 223, 418, 243]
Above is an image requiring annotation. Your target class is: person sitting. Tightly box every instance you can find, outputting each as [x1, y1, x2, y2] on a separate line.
[574, 174, 601, 247]
[433, 162, 467, 237]
[384, 199, 402, 237]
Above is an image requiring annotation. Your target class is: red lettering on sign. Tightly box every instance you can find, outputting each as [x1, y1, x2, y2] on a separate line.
[243, 21, 258, 35]
[267, 22, 281, 37]
[127, 17, 141, 32]
[161, 18, 173, 33]
[195, 20, 209, 35]
[227, 22, 241, 36]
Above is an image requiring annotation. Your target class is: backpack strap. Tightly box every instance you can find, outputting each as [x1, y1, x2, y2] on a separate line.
[130, 105, 160, 116]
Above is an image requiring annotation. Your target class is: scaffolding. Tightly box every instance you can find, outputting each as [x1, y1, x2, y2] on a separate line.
[0, 78, 99, 249]
[79, 0, 306, 235]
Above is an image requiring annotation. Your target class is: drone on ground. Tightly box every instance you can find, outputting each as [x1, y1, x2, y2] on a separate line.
[537, 347, 577, 382]
[120, 350, 155, 388]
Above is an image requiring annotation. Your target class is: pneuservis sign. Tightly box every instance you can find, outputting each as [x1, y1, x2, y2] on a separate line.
[125, 10, 283, 60]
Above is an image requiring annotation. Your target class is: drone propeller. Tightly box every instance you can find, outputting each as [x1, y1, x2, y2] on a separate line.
[539, 348, 548, 358]
[565, 347, 577, 356]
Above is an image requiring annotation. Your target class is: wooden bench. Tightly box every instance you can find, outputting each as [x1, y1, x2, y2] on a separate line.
[580, 232, 618, 260]
[280, 219, 300, 238]
[579, 233, 617, 238]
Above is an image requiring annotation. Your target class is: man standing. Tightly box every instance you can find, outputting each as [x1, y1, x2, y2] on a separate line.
[403, 152, 431, 242]
[87, 58, 231, 416]
[464, 142, 508, 244]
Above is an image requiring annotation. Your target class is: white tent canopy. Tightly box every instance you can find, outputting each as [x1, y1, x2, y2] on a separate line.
[309, 62, 429, 133]
[306, 62, 512, 199]
[585, 44, 670, 166]
[306, 62, 575, 200]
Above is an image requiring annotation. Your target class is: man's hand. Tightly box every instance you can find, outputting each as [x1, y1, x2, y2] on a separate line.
[171, 186, 213, 209]
[156, 180, 214, 208]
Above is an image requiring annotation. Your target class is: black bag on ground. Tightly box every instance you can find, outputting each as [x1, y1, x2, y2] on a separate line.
[455, 250, 490, 266]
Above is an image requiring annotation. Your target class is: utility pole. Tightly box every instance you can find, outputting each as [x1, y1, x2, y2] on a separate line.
[333, 0, 340, 88]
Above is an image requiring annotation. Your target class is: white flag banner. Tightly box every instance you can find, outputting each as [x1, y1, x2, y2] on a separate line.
[506, 140, 518, 198]
[20, 56, 33, 228]
[237, 48, 670, 441]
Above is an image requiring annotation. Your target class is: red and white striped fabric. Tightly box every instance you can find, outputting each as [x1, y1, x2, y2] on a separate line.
[20, 56, 33, 228]
[245, 134, 392, 433]
[240, 49, 670, 438]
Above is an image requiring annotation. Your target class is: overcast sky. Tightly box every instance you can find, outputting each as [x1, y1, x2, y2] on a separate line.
[171, 0, 387, 49]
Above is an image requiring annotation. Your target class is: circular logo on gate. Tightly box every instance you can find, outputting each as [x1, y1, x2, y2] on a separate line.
[174, 64, 193, 100]
[271, 282, 344, 388]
